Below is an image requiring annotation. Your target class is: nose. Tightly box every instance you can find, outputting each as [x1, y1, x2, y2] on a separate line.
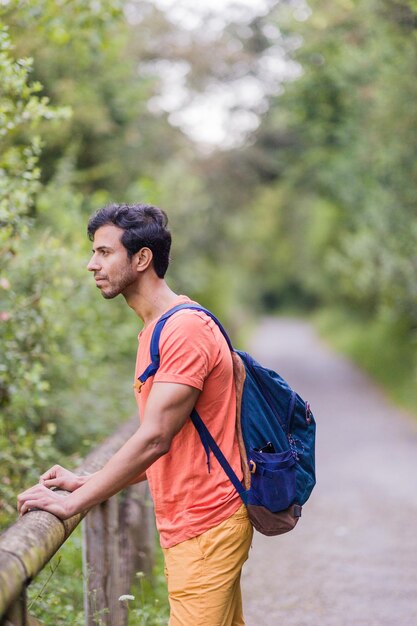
[87, 254, 100, 272]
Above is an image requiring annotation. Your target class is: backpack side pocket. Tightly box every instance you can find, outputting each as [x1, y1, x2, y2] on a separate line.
[247, 448, 296, 512]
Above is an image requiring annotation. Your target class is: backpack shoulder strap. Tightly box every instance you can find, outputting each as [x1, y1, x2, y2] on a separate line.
[138, 303, 234, 385]
[137, 302, 248, 504]
[190, 408, 248, 503]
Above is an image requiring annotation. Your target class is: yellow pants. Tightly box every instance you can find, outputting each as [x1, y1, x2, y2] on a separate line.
[162, 504, 253, 626]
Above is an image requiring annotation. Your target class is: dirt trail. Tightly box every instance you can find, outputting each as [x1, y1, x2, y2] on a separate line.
[241, 318, 417, 626]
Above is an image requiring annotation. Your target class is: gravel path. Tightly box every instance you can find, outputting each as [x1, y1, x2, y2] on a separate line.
[241, 318, 417, 626]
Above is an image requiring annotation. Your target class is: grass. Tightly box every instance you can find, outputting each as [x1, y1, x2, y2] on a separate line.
[28, 526, 169, 626]
[313, 307, 417, 417]
[28, 526, 85, 626]
[127, 548, 169, 626]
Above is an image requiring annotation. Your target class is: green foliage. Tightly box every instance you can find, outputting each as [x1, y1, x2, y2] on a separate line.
[0, 24, 68, 240]
[314, 307, 417, 415]
[0, 24, 70, 205]
[249, 0, 417, 320]
[232, 1, 417, 408]
[28, 526, 169, 626]
[28, 527, 84, 626]
[5, 0, 189, 195]
[126, 556, 170, 626]
[0, 24, 70, 526]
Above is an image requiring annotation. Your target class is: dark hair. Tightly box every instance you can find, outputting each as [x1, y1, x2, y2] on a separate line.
[87, 203, 172, 278]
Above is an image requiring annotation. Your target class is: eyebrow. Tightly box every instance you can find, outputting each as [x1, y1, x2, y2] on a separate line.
[92, 245, 114, 253]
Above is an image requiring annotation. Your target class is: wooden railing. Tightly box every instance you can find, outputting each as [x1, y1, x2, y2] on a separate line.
[0, 418, 155, 626]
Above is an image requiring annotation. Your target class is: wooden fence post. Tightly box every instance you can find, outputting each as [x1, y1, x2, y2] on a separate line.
[119, 482, 155, 584]
[82, 497, 124, 626]
[82, 482, 155, 626]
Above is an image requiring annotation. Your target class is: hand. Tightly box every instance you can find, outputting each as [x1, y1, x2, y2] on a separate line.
[17, 483, 76, 519]
[39, 464, 86, 492]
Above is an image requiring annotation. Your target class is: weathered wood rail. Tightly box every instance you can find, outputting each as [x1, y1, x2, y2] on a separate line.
[0, 417, 155, 626]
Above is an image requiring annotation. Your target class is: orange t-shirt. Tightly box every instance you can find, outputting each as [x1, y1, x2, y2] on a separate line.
[134, 295, 242, 548]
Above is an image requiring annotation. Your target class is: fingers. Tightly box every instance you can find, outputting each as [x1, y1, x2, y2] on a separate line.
[39, 464, 63, 483]
[17, 484, 70, 519]
[42, 473, 78, 492]
[39, 465, 79, 491]
[17, 484, 48, 514]
[19, 499, 39, 516]
[42, 478, 60, 488]
[42, 476, 67, 489]
[19, 466, 77, 518]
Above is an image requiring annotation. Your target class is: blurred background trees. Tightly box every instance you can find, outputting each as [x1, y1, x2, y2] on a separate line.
[238, 0, 417, 402]
[1, 0, 416, 532]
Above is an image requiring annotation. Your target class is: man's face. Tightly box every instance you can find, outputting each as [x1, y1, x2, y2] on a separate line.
[87, 224, 138, 299]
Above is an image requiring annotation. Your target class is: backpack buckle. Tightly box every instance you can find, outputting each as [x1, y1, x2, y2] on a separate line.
[249, 460, 257, 474]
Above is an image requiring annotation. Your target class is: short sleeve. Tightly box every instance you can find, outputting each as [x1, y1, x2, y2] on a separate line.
[153, 312, 219, 390]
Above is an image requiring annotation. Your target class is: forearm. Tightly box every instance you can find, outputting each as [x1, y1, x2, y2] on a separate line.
[80, 468, 146, 488]
[18, 383, 198, 520]
[64, 429, 164, 516]
[126, 471, 148, 485]
[75, 472, 98, 488]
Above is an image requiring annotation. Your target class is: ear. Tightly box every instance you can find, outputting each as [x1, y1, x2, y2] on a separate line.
[134, 247, 153, 273]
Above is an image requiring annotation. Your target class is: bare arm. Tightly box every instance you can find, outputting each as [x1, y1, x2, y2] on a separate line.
[17, 382, 199, 518]
[126, 471, 148, 485]
[39, 464, 146, 492]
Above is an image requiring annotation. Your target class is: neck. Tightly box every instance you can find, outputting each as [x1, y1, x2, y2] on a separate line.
[123, 276, 179, 327]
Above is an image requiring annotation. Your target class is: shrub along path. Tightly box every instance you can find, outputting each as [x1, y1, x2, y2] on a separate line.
[241, 317, 417, 626]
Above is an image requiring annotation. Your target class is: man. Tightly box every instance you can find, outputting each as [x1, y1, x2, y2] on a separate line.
[17, 203, 253, 626]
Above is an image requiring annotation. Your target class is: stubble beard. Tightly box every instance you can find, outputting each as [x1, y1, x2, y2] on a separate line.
[99, 266, 137, 300]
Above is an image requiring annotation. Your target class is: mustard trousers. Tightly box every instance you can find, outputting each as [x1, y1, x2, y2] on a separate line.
[162, 505, 253, 626]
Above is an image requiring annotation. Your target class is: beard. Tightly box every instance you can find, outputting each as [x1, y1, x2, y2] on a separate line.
[98, 265, 137, 299]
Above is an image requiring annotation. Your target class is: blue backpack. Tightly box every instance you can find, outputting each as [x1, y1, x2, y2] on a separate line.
[137, 304, 316, 536]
